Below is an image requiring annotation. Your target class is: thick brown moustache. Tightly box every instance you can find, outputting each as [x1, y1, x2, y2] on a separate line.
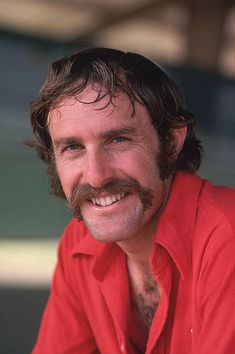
[68, 177, 154, 220]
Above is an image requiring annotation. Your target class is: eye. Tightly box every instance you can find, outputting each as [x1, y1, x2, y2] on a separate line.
[112, 136, 128, 144]
[63, 144, 82, 152]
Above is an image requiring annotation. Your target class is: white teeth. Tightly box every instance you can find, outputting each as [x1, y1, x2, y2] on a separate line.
[105, 196, 113, 205]
[100, 198, 106, 206]
[90, 193, 125, 207]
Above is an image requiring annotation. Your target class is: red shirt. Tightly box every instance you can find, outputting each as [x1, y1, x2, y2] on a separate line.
[32, 173, 235, 354]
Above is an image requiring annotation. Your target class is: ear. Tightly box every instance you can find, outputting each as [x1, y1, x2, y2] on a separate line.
[172, 126, 187, 156]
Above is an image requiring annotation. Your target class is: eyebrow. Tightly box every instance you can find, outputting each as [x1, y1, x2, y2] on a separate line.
[100, 126, 137, 140]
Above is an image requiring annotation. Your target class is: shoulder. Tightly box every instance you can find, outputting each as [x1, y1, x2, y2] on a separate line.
[213, 185, 235, 232]
[192, 179, 235, 271]
[198, 180, 235, 233]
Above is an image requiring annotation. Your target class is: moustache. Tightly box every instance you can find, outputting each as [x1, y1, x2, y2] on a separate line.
[68, 177, 154, 220]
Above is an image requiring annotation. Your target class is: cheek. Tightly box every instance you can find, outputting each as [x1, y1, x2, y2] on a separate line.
[119, 152, 159, 185]
[56, 161, 78, 197]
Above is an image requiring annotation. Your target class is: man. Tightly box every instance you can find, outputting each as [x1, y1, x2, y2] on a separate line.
[31, 48, 235, 354]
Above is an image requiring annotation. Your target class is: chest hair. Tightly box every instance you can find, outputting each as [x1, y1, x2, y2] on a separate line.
[129, 268, 161, 329]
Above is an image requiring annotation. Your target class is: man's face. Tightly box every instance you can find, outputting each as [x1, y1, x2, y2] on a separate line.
[48, 86, 172, 243]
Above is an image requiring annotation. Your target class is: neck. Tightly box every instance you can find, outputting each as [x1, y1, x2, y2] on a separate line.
[117, 226, 156, 265]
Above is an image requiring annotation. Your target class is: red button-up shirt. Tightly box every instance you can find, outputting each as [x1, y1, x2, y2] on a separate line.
[32, 173, 235, 354]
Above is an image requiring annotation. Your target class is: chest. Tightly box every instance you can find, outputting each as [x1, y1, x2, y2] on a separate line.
[128, 269, 162, 329]
[76, 250, 194, 353]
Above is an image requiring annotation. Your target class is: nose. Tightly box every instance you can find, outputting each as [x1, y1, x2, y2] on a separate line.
[81, 148, 115, 188]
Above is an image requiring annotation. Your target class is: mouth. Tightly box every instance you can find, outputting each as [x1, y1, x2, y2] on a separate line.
[90, 192, 125, 207]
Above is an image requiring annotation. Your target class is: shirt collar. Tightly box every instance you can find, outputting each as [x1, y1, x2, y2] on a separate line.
[70, 222, 110, 258]
[152, 172, 203, 279]
[70, 221, 123, 281]
[71, 172, 204, 279]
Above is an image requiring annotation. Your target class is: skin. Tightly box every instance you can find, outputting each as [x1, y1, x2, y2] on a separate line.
[48, 86, 186, 256]
[48, 85, 186, 328]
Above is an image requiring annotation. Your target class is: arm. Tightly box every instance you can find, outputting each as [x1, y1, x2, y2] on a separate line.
[32, 231, 99, 354]
[194, 225, 235, 353]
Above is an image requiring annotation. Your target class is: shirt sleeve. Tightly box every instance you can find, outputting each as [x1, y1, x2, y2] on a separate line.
[32, 227, 99, 354]
[194, 223, 235, 353]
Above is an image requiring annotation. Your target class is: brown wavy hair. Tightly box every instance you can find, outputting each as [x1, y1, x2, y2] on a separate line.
[30, 47, 202, 196]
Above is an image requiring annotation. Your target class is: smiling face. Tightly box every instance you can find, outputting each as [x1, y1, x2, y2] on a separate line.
[48, 86, 174, 244]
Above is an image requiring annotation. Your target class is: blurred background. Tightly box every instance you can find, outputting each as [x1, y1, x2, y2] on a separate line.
[0, 0, 234, 353]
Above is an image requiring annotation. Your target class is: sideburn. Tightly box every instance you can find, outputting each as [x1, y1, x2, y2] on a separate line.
[47, 155, 66, 199]
[157, 131, 177, 180]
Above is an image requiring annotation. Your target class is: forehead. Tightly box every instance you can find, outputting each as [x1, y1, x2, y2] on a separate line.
[48, 85, 152, 132]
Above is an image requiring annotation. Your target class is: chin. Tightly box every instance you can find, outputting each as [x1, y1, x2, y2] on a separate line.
[80, 199, 153, 243]
[83, 216, 142, 244]
[84, 224, 129, 243]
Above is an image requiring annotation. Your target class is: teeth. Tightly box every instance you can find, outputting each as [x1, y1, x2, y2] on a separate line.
[91, 193, 125, 206]
[100, 198, 106, 206]
[105, 196, 113, 205]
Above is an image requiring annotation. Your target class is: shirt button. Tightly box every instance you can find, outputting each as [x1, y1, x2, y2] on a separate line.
[120, 342, 125, 352]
